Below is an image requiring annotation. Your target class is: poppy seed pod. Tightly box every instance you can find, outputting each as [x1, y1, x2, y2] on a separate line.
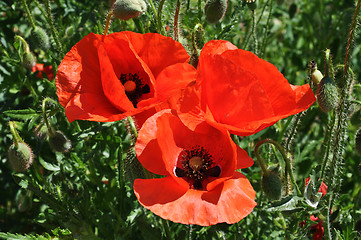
[48, 130, 72, 153]
[31, 27, 50, 50]
[112, 0, 147, 20]
[8, 142, 34, 172]
[316, 76, 339, 112]
[23, 52, 36, 70]
[204, 0, 227, 24]
[261, 170, 282, 200]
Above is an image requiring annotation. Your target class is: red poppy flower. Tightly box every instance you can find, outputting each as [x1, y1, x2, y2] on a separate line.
[32, 63, 54, 80]
[133, 109, 256, 226]
[304, 177, 327, 240]
[56, 31, 195, 122]
[175, 40, 316, 136]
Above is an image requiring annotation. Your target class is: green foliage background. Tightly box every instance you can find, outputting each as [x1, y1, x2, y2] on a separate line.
[0, 0, 361, 239]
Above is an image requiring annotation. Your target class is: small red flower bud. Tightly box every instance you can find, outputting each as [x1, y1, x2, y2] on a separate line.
[204, 0, 227, 24]
[8, 142, 34, 172]
[261, 170, 282, 200]
[246, 0, 257, 10]
[316, 76, 339, 112]
[112, 0, 147, 20]
[48, 130, 72, 153]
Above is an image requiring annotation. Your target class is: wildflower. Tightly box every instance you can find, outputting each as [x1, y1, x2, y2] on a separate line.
[32, 63, 54, 80]
[304, 177, 327, 240]
[174, 40, 316, 136]
[56, 31, 194, 122]
[133, 109, 256, 226]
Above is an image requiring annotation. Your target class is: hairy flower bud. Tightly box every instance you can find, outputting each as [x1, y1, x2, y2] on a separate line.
[8, 142, 33, 172]
[31, 27, 50, 50]
[48, 131, 72, 153]
[112, 0, 147, 20]
[23, 52, 36, 70]
[316, 76, 339, 112]
[261, 170, 282, 200]
[204, 0, 227, 24]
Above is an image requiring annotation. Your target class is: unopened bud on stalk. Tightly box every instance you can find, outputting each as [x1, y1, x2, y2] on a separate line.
[112, 0, 147, 20]
[261, 170, 282, 200]
[8, 142, 33, 172]
[31, 27, 50, 50]
[23, 52, 36, 70]
[204, 0, 227, 24]
[316, 76, 339, 112]
[48, 130, 72, 153]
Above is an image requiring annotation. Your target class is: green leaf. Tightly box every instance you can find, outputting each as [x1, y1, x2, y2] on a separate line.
[266, 195, 304, 213]
[3, 108, 40, 121]
[39, 157, 60, 172]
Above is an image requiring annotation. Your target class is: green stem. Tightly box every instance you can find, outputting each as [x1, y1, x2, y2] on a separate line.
[127, 116, 138, 139]
[21, 0, 37, 29]
[161, 219, 172, 240]
[42, 97, 59, 137]
[146, 0, 159, 31]
[283, 112, 303, 152]
[157, 0, 166, 35]
[260, 0, 274, 57]
[324, 49, 335, 80]
[342, 0, 361, 88]
[9, 121, 23, 147]
[103, 10, 113, 35]
[255, 139, 301, 196]
[14, 35, 30, 52]
[254, 141, 270, 174]
[173, 0, 181, 41]
[320, 111, 336, 181]
[251, 10, 258, 54]
[43, 0, 65, 55]
[197, 0, 202, 21]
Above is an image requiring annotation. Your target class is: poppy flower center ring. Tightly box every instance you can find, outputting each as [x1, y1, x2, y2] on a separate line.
[189, 156, 203, 170]
[124, 80, 137, 92]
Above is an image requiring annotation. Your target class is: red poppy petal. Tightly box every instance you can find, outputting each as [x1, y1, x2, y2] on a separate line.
[56, 33, 125, 122]
[154, 63, 197, 102]
[135, 110, 170, 176]
[64, 93, 126, 122]
[122, 31, 190, 78]
[200, 40, 238, 57]
[98, 43, 134, 112]
[134, 172, 256, 226]
[197, 49, 315, 136]
[236, 146, 254, 169]
[199, 54, 275, 125]
[155, 110, 237, 180]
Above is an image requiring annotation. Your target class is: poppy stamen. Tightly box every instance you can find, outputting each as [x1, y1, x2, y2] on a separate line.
[176, 146, 220, 190]
[119, 73, 150, 107]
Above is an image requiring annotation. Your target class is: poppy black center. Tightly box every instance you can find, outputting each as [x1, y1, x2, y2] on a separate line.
[119, 73, 150, 107]
[175, 146, 221, 190]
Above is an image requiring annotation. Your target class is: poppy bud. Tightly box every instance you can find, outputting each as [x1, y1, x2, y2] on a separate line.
[65, 26, 75, 38]
[23, 52, 36, 70]
[316, 76, 339, 112]
[261, 170, 282, 200]
[246, 0, 257, 11]
[311, 69, 323, 86]
[350, 110, 361, 127]
[8, 142, 33, 172]
[31, 27, 50, 50]
[204, 0, 227, 24]
[356, 128, 361, 155]
[48, 130, 72, 153]
[112, 0, 147, 20]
